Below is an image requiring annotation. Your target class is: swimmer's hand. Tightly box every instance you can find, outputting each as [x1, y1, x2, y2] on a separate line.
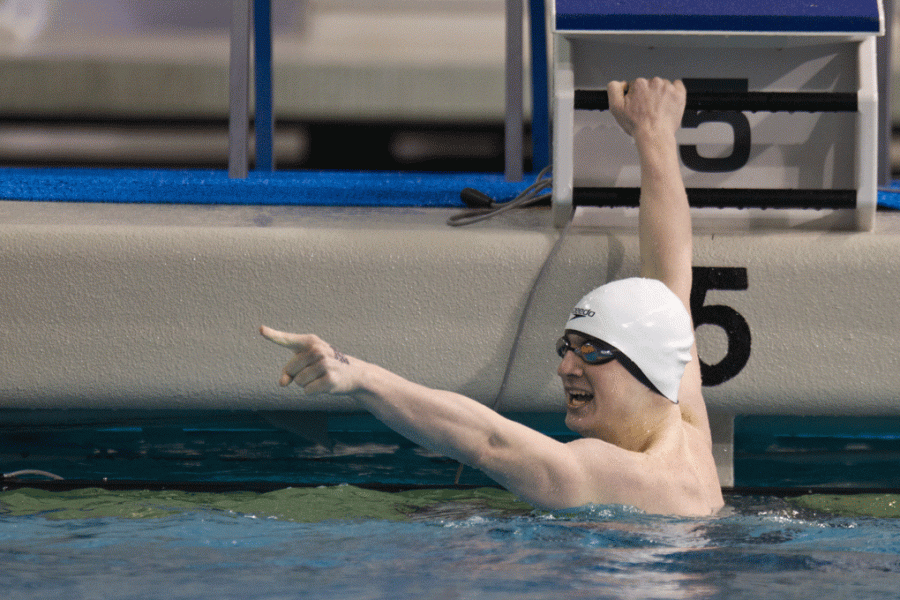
[259, 326, 359, 395]
[607, 77, 686, 139]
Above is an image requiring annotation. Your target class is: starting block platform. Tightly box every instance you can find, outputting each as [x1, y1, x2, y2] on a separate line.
[550, 0, 885, 230]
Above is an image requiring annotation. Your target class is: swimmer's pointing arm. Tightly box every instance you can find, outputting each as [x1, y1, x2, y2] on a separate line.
[259, 326, 621, 509]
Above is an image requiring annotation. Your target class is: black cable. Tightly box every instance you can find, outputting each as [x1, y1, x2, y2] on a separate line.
[450, 183, 569, 483]
[491, 219, 570, 414]
[447, 166, 552, 226]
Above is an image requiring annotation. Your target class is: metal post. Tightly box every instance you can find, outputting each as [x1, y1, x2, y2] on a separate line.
[254, 0, 275, 172]
[528, 0, 550, 173]
[877, 0, 894, 185]
[229, 0, 251, 179]
[505, 0, 524, 182]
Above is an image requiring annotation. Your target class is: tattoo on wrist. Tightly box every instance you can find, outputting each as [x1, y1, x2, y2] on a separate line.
[330, 346, 350, 365]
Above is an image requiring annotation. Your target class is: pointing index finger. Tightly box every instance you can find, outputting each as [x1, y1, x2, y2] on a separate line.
[259, 326, 312, 351]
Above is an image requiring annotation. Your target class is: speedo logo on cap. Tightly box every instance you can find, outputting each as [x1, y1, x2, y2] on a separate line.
[569, 308, 595, 320]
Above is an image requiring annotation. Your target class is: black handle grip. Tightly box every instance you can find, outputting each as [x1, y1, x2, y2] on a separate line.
[574, 90, 858, 113]
[573, 187, 856, 210]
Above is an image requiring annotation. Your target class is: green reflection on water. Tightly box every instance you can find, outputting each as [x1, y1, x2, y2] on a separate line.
[0, 486, 534, 522]
[7, 487, 900, 522]
[790, 493, 900, 518]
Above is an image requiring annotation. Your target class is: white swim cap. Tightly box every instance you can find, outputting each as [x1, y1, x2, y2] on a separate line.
[564, 278, 693, 403]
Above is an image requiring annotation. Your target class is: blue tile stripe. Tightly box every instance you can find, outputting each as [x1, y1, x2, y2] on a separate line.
[877, 186, 900, 210]
[0, 168, 534, 208]
[2, 167, 898, 210]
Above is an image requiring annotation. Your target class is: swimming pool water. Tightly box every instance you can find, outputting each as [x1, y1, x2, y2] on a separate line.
[4, 410, 900, 599]
[2, 488, 900, 600]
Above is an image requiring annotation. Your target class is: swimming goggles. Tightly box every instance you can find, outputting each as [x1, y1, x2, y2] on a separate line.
[556, 336, 619, 365]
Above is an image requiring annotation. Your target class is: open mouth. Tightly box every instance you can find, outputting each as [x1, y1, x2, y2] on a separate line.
[566, 390, 594, 410]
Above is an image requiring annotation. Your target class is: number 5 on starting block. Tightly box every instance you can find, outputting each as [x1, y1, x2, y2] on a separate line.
[549, 0, 885, 231]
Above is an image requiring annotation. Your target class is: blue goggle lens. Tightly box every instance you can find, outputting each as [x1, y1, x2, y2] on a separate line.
[556, 336, 617, 364]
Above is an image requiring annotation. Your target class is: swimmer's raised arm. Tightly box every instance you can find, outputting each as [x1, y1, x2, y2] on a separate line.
[607, 78, 709, 436]
[607, 78, 692, 306]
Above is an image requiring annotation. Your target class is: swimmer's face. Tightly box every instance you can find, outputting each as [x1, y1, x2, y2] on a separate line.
[557, 332, 643, 441]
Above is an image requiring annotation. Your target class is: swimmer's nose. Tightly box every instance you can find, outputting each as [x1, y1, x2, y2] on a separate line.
[557, 348, 584, 379]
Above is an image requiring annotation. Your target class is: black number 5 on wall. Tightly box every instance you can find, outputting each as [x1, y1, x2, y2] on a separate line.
[679, 79, 751, 174]
[690, 266, 751, 386]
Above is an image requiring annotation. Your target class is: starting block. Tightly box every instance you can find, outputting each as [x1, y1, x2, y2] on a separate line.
[550, 0, 885, 230]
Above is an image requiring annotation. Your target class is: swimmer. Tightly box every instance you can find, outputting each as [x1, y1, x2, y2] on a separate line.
[260, 77, 724, 517]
